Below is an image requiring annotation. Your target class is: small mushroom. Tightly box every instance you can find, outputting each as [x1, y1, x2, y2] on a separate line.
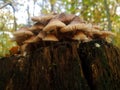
[29, 22, 44, 30]
[11, 38, 22, 45]
[84, 28, 102, 39]
[100, 31, 116, 38]
[43, 19, 66, 33]
[60, 16, 87, 33]
[13, 29, 34, 37]
[72, 31, 89, 41]
[12, 28, 34, 45]
[31, 14, 56, 25]
[42, 34, 59, 41]
[91, 28, 102, 35]
[56, 13, 75, 24]
[29, 23, 45, 35]
[24, 36, 41, 44]
[18, 27, 30, 31]
[37, 31, 46, 39]
[93, 25, 102, 30]
[13, 30, 34, 41]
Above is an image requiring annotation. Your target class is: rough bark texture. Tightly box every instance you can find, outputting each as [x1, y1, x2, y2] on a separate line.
[79, 40, 120, 90]
[0, 40, 120, 90]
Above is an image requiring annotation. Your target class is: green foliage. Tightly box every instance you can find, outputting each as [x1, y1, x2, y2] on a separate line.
[49, 0, 56, 5]
[0, 32, 16, 57]
[0, 6, 16, 57]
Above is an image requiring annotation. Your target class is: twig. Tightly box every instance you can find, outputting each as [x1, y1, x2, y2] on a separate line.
[0, 2, 11, 9]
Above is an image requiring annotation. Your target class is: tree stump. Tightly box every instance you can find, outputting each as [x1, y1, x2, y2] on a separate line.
[0, 40, 120, 90]
[79, 40, 120, 90]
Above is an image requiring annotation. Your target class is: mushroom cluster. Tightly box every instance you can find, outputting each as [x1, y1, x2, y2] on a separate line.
[12, 13, 116, 48]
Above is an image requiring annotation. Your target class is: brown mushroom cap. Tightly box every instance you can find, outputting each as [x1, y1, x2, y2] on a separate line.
[72, 32, 89, 41]
[15, 27, 30, 31]
[60, 23, 88, 33]
[93, 25, 102, 30]
[84, 28, 102, 39]
[37, 31, 46, 39]
[13, 30, 34, 37]
[42, 34, 59, 41]
[24, 36, 41, 44]
[100, 31, 116, 38]
[29, 22, 44, 30]
[91, 29, 102, 35]
[31, 14, 56, 25]
[12, 29, 34, 45]
[29, 23, 45, 35]
[43, 19, 66, 32]
[11, 37, 24, 45]
[56, 13, 76, 24]
[60, 16, 87, 33]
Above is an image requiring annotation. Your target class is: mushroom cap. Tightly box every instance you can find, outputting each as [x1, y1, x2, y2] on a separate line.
[13, 27, 30, 36]
[37, 31, 46, 39]
[60, 23, 89, 33]
[11, 36, 25, 45]
[31, 14, 56, 25]
[12, 30, 34, 45]
[100, 31, 116, 38]
[13, 30, 34, 37]
[17, 27, 30, 31]
[91, 29, 102, 35]
[60, 16, 88, 33]
[42, 34, 59, 41]
[56, 13, 76, 24]
[70, 16, 85, 24]
[93, 25, 102, 30]
[85, 28, 102, 39]
[29, 22, 44, 30]
[43, 19, 66, 32]
[24, 36, 41, 44]
[12, 29, 29, 45]
[72, 32, 89, 41]
[29, 23, 45, 35]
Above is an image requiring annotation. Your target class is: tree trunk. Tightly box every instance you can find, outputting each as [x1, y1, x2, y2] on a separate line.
[79, 40, 120, 90]
[0, 40, 120, 90]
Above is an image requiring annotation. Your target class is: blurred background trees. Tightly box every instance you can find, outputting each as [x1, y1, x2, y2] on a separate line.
[0, 0, 120, 57]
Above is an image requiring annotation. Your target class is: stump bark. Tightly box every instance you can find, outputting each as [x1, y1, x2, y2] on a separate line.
[0, 40, 120, 90]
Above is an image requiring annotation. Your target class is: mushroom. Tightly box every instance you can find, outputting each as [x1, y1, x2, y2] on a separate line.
[11, 37, 24, 45]
[12, 13, 116, 47]
[100, 31, 116, 38]
[60, 16, 88, 33]
[13, 30, 34, 37]
[42, 34, 59, 41]
[29, 22, 45, 35]
[89, 28, 102, 38]
[56, 13, 75, 24]
[12, 27, 34, 45]
[72, 31, 89, 42]
[43, 19, 66, 33]
[20, 43, 28, 56]
[29, 22, 44, 30]
[31, 14, 56, 25]
[37, 31, 46, 39]
[13, 27, 34, 37]
[93, 25, 102, 30]
[24, 36, 41, 44]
